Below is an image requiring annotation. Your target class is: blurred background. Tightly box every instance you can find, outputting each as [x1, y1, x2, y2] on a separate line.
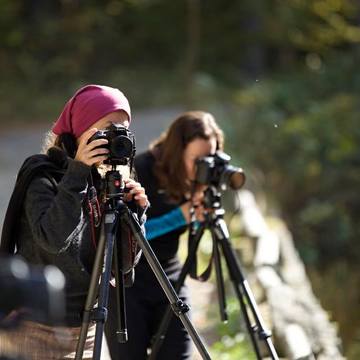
[0, 1, 359, 359]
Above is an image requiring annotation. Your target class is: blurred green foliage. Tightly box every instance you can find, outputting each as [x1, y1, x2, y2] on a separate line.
[215, 53, 360, 358]
[210, 298, 256, 360]
[1, 0, 360, 357]
[224, 53, 360, 267]
[1, 0, 360, 107]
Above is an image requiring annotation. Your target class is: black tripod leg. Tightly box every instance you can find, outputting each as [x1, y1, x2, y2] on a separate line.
[113, 234, 128, 343]
[214, 217, 279, 360]
[221, 243, 262, 359]
[211, 230, 228, 322]
[92, 212, 119, 360]
[122, 208, 212, 360]
[149, 222, 206, 360]
[75, 222, 107, 360]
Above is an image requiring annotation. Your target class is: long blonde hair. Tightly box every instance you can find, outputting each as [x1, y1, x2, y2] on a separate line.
[41, 130, 57, 154]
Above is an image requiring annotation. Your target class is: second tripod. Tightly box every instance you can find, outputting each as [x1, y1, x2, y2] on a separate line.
[149, 186, 279, 360]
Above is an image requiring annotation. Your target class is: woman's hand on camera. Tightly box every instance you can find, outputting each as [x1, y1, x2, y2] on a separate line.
[124, 179, 149, 209]
[75, 128, 109, 167]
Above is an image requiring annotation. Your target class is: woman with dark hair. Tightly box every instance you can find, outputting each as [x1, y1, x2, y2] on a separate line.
[106, 110, 224, 359]
[0, 84, 148, 359]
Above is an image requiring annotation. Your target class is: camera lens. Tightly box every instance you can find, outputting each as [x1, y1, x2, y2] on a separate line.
[110, 135, 133, 158]
[221, 166, 245, 190]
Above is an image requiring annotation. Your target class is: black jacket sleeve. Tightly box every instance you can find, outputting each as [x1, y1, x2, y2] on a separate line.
[24, 159, 92, 254]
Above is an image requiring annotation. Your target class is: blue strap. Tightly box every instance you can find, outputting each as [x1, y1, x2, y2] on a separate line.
[145, 207, 187, 241]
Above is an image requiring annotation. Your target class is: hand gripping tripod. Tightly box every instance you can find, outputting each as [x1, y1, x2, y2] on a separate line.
[75, 168, 211, 360]
[149, 185, 279, 360]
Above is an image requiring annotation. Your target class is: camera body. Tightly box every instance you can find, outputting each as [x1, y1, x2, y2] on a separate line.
[88, 123, 136, 166]
[195, 151, 245, 191]
[0, 256, 65, 326]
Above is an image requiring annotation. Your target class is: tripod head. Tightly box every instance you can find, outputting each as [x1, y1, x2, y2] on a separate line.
[100, 166, 143, 288]
[103, 167, 125, 204]
[202, 185, 224, 216]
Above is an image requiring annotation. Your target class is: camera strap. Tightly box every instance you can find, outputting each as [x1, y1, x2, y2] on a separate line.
[87, 174, 102, 249]
[188, 193, 214, 282]
[188, 223, 214, 282]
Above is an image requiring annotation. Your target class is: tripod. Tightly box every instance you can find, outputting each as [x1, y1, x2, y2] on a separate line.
[75, 169, 211, 360]
[149, 186, 279, 360]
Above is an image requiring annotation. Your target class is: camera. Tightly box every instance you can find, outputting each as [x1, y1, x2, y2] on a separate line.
[0, 256, 65, 327]
[195, 151, 245, 191]
[88, 123, 136, 165]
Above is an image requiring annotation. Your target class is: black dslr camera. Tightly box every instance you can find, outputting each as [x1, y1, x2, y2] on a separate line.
[88, 123, 136, 166]
[195, 151, 245, 191]
[0, 256, 65, 326]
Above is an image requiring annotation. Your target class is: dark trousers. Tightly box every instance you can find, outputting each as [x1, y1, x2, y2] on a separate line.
[105, 259, 192, 360]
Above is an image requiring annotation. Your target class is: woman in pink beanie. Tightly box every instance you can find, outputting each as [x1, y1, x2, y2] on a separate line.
[0, 84, 148, 359]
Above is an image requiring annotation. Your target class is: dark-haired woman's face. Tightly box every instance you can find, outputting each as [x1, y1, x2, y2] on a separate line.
[183, 137, 217, 182]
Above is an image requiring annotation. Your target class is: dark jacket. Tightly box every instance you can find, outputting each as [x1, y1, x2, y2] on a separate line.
[1, 147, 97, 325]
[134, 150, 187, 263]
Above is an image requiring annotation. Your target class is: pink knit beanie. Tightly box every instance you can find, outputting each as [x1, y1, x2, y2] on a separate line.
[52, 84, 131, 137]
